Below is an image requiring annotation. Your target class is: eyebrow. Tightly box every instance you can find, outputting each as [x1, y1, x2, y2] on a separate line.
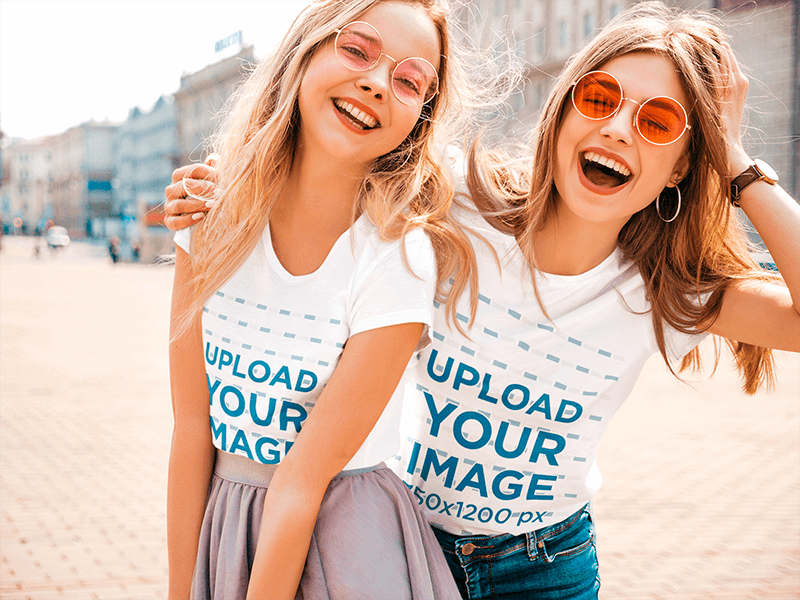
[346, 29, 380, 47]
[645, 97, 683, 119]
[402, 59, 430, 79]
[585, 76, 619, 94]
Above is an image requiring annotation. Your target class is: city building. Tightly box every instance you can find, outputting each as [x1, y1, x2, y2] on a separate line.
[0, 127, 7, 232]
[716, 0, 799, 200]
[116, 95, 179, 220]
[460, 0, 647, 135]
[48, 120, 118, 239]
[3, 1, 795, 251]
[173, 45, 255, 165]
[1, 136, 52, 234]
[116, 95, 179, 261]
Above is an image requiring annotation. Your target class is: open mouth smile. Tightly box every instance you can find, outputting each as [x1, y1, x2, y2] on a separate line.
[579, 151, 632, 190]
[333, 99, 380, 130]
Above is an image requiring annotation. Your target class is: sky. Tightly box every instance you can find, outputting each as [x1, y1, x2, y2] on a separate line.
[0, 0, 312, 142]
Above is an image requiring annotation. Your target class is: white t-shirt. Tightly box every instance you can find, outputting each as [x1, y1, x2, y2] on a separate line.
[174, 215, 436, 471]
[388, 203, 707, 535]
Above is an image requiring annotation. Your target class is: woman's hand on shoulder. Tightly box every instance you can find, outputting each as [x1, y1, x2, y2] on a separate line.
[164, 154, 219, 231]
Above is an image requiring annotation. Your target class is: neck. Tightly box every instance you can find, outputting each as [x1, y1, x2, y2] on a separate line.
[273, 140, 370, 232]
[534, 206, 624, 276]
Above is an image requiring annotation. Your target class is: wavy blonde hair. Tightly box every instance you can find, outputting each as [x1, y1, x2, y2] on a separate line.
[467, 1, 781, 393]
[179, 0, 521, 337]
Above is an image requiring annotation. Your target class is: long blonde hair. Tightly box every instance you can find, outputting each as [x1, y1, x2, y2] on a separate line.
[468, 1, 781, 393]
[181, 0, 521, 337]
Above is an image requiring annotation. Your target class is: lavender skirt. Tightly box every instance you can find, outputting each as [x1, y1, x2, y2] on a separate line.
[190, 451, 460, 600]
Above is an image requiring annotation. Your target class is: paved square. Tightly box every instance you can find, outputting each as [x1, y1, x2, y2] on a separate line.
[1, 236, 797, 599]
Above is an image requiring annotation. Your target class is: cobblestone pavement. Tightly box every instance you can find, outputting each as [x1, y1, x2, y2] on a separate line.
[1, 236, 798, 599]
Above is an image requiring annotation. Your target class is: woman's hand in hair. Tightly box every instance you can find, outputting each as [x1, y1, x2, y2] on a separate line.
[718, 41, 751, 177]
[164, 154, 219, 231]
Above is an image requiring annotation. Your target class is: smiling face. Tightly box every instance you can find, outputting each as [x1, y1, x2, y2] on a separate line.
[553, 52, 691, 232]
[296, 1, 441, 168]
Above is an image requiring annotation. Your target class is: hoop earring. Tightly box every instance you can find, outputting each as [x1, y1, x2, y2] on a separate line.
[656, 184, 681, 223]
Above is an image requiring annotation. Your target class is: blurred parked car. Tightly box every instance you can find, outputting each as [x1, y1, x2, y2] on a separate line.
[46, 226, 70, 249]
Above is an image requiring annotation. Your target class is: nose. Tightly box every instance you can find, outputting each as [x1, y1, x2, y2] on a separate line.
[600, 98, 638, 145]
[355, 57, 394, 102]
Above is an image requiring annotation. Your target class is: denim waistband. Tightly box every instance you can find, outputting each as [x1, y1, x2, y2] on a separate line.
[433, 504, 590, 550]
[213, 450, 386, 488]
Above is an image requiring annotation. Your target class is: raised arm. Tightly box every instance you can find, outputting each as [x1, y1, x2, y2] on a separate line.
[167, 247, 216, 599]
[706, 43, 800, 351]
[245, 321, 425, 600]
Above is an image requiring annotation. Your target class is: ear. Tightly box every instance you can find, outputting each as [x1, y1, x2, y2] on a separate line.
[667, 153, 690, 187]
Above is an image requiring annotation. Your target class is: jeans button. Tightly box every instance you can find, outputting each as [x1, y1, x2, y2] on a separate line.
[461, 543, 475, 556]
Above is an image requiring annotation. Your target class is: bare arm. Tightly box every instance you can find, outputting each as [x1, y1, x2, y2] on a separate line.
[706, 43, 800, 351]
[167, 247, 216, 599]
[245, 322, 425, 600]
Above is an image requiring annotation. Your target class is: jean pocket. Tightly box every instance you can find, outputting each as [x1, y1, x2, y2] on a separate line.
[537, 509, 595, 564]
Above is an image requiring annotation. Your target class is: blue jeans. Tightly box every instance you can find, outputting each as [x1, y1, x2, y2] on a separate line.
[432, 505, 600, 600]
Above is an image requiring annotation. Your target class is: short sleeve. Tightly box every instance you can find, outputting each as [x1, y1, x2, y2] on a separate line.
[348, 227, 437, 337]
[662, 290, 713, 361]
[664, 327, 709, 362]
[173, 226, 193, 254]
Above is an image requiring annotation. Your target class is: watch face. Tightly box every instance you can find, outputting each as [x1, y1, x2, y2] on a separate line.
[754, 159, 779, 183]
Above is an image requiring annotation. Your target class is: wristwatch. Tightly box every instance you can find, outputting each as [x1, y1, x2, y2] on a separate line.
[730, 159, 779, 207]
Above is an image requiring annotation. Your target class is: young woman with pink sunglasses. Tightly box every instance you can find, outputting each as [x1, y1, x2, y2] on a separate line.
[164, 0, 519, 598]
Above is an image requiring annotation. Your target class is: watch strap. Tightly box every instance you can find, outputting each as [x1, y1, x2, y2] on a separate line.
[730, 161, 779, 207]
[730, 165, 762, 207]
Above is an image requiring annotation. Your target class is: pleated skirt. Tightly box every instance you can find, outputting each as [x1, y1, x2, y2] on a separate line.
[190, 451, 460, 600]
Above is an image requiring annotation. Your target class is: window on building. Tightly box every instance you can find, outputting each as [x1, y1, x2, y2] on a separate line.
[559, 20, 568, 47]
[511, 90, 523, 114]
[515, 38, 526, 59]
[610, 3, 621, 19]
[584, 12, 595, 38]
[537, 28, 546, 57]
[534, 79, 544, 110]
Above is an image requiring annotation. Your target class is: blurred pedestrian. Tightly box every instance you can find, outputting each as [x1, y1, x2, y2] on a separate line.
[33, 230, 43, 259]
[108, 236, 120, 264]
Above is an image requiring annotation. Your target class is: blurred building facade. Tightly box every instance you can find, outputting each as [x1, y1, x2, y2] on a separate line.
[463, 0, 798, 198]
[1, 46, 253, 253]
[2, 136, 52, 234]
[116, 95, 179, 259]
[116, 96, 179, 218]
[716, 0, 799, 202]
[173, 45, 255, 165]
[2, 2, 796, 253]
[47, 120, 118, 239]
